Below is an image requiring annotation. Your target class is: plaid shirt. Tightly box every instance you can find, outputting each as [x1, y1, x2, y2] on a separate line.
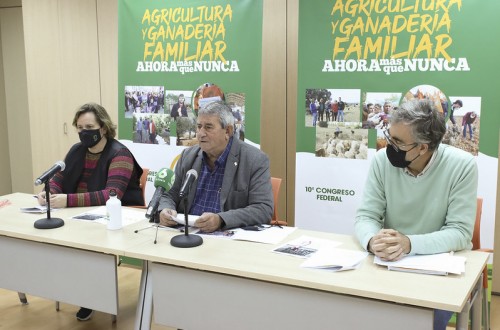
[190, 137, 234, 215]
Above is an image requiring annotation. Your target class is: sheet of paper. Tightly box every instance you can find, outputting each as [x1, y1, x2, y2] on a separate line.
[71, 206, 147, 227]
[272, 235, 342, 258]
[172, 214, 200, 227]
[20, 205, 58, 213]
[374, 253, 466, 275]
[300, 247, 368, 271]
[197, 229, 238, 239]
[231, 226, 297, 244]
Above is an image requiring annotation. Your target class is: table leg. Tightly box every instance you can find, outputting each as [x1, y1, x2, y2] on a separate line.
[457, 272, 483, 330]
[470, 273, 483, 330]
[134, 260, 153, 330]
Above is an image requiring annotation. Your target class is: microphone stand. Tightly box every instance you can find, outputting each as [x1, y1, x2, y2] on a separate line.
[134, 213, 161, 244]
[152, 212, 161, 244]
[34, 181, 64, 229]
[170, 197, 203, 248]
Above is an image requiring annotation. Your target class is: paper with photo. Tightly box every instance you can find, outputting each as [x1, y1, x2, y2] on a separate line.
[20, 205, 58, 213]
[71, 206, 146, 227]
[272, 235, 342, 258]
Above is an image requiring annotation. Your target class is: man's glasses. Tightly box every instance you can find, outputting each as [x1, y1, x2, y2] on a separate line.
[383, 129, 418, 152]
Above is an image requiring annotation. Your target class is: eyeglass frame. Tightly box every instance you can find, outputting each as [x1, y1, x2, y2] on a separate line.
[383, 129, 418, 152]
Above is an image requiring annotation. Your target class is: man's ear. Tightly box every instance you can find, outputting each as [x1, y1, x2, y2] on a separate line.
[226, 125, 234, 137]
[419, 143, 429, 154]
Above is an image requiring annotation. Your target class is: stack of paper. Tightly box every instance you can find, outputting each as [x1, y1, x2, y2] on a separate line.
[374, 253, 466, 276]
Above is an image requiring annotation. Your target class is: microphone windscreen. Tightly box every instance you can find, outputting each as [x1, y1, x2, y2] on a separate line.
[186, 168, 198, 179]
[56, 161, 66, 171]
[154, 168, 175, 191]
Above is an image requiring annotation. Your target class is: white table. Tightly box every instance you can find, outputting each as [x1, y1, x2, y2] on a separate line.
[0, 193, 488, 330]
[125, 227, 488, 330]
[0, 193, 150, 316]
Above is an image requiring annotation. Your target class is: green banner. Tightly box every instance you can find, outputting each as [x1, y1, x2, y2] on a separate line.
[295, 0, 499, 248]
[297, 0, 499, 156]
[118, 0, 263, 145]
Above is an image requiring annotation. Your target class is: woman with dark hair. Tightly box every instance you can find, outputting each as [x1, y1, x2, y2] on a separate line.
[37, 102, 144, 320]
[37, 102, 143, 208]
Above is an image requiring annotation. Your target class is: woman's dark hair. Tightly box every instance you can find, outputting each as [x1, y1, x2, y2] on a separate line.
[72, 102, 116, 139]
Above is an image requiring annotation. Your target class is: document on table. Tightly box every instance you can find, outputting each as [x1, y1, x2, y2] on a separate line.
[197, 229, 237, 239]
[168, 214, 294, 243]
[20, 195, 57, 213]
[272, 235, 342, 258]
[374, 253, 466, 276]
[231, 225, 297, 244]
[71, 206, 146, 227]
[20, 205, 58, 213]
[300, 247, 368, 271]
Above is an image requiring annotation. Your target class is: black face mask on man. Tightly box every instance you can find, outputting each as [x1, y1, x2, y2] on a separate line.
[79, 128, 102, 148]
[386, 143, 420, 168]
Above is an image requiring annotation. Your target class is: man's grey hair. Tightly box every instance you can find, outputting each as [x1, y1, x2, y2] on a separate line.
[199, 101, 235, 130]
[390, 99, 446, 151]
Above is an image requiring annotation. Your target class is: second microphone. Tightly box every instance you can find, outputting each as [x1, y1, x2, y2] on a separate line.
[179, 169, 198, 199]
[145, 167, 175, 221]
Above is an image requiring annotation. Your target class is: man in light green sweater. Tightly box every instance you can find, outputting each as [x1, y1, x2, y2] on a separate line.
[354, 99, 478, 330]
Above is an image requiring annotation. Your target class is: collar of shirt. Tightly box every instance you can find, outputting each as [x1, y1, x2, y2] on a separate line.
[189, 137, 234, 215]
[404, 148, 438, 178]
[203, 136, 234, 171]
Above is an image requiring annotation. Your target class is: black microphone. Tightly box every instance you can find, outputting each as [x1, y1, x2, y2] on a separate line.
[34, 161, 65, 186]
[145, 168, 175, 221]
[179, 169, 198, 199]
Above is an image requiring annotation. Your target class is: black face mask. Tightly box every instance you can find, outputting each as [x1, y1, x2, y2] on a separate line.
[386, 144, 420, 168]
[79, 129, 102, 148]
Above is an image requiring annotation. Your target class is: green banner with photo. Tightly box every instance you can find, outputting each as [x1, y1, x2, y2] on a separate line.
[118, 0, 263, 145]
[297, 0, 499, 156]
[295, 0, 499, 248]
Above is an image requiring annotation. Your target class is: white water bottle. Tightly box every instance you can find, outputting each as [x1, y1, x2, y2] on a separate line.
[106, 189, 122, 230]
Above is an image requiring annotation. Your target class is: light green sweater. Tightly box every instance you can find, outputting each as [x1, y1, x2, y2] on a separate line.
[355, 144, 478, 255]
